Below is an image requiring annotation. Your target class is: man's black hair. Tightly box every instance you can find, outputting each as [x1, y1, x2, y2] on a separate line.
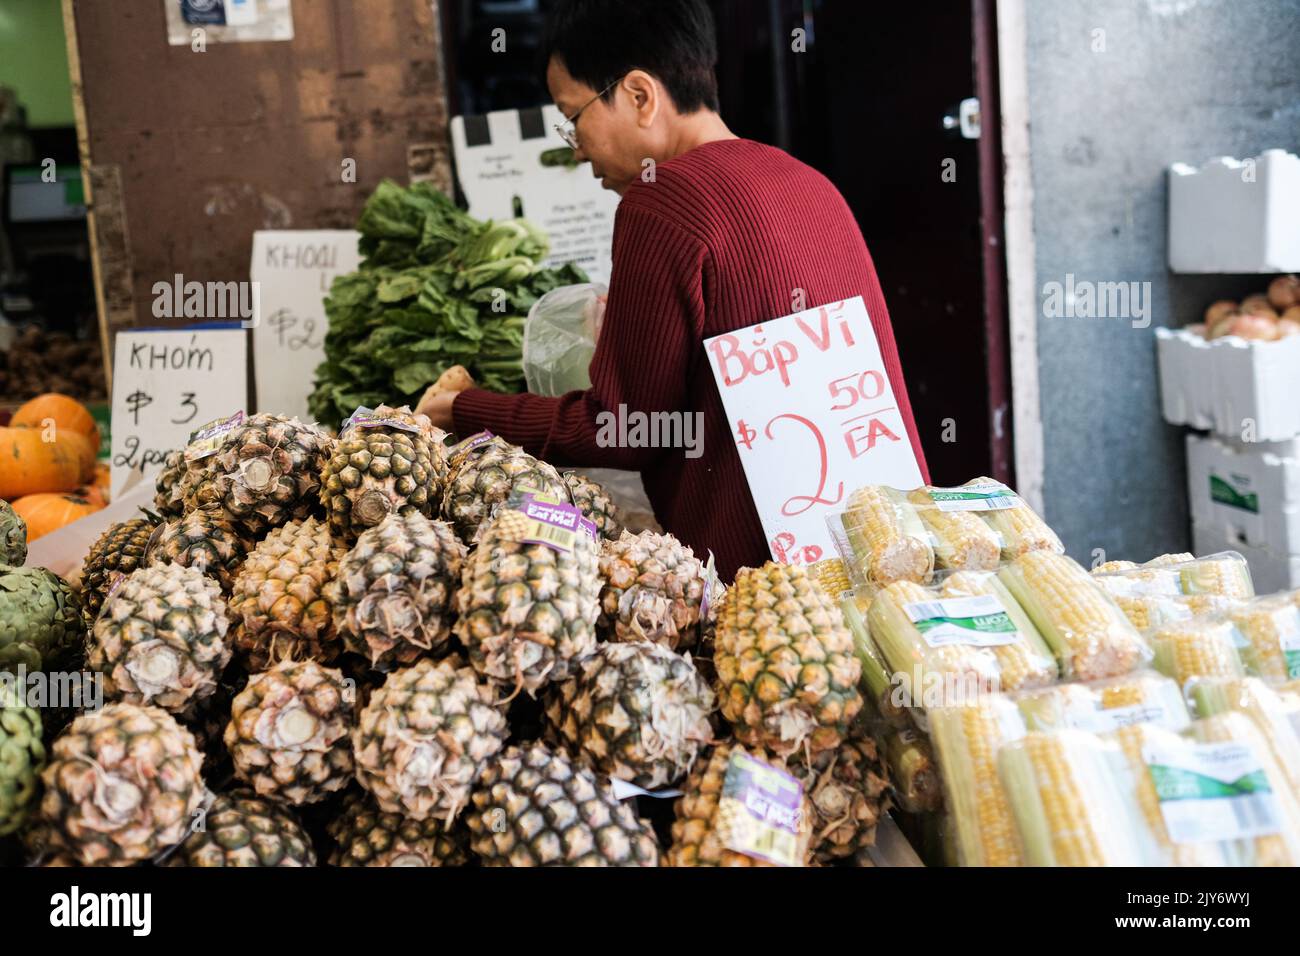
[543, 0, 720, 113]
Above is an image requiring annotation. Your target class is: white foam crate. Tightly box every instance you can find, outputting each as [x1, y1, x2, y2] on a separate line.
[1192, 522, 1300, 595]
[1169, 149, 1300, 273]
[1186, 433, 1300, 555]
[1156, 327, 1300, 441]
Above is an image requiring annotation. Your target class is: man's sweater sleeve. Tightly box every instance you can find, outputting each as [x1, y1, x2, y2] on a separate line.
[453, 202, 707, 469]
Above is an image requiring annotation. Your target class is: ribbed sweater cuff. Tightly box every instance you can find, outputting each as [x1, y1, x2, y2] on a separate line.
[452, 388, 554, 450]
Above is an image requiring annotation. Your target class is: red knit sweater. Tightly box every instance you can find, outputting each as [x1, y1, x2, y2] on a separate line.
[454, 138, 929, 581]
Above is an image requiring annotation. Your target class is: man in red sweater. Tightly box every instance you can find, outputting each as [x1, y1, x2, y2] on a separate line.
[419, 0, 927, 580]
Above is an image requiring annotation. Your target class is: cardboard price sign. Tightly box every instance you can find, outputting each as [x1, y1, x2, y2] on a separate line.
[704, 296, 923, 565]
[110, 326, 248, 498]
[250, 230, 361, 422]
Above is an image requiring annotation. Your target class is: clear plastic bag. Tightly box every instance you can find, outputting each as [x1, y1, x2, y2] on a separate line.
[522, 281, 607, 397]
[1227, 594, 1300, 681]
[1149, 617, 1246, 688]
[1092, 551, 1255, 602]
[1015, 670, 1191, 735]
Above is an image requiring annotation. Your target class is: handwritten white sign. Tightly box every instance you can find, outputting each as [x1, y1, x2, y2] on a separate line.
[250, 230, 361, 422]
[110, 326, 248, 498]
[451, 107, 619, 284]
[703, 296, 924, 565]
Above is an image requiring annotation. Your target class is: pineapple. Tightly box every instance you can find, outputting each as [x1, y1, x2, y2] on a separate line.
[165, 790, 316, 866]
[183, 413, 334, 535]
[465, 743, 660, 866]
[79, 515, 160, 625]
[668, 741, 813, 867]
[714, 562, 863, 756]
[545, 641, 715, 789]
[0, 565, 85, 672]
[787, 733, 891, 863]
[327, 513, 466, 670]
[38, 703, 207, 866]
[328, 791, 472, 867]
[320, 405, 448, 541]
[144, 506, 252, 594]
[562, 471, 623, 541]
[227, 517, 348, 671]
[440, 436, 567, 543]
[153, 449, 193, 519]
[0, 499, 27, 566]
[224, 659, 355, 805]
[87, 564, 232, 717]
[0, 685, 44, 836]
[598, 530, 708, 650]
[353, 657, 508, 821]
[454, 501, 601, 697]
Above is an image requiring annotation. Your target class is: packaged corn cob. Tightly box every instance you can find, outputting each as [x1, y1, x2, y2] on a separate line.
[883, 726, 944, 814]
[1091, 559, 1139, 574]
[1091, 551, 1255, 602]
[1227, 595, 1300, 680]
[997, 729, 1147, 866]
[866, 572, 1056, 709]
[959, 477, 1064, 560]
[840, 592, 911, 728]
[1015, 670, 1191, 734]
[998, 550, 1152, 681]
[906, 486, 1002, 571]
[1111, 592, 1240, 631]
[1150, 618, 1245, 688]
[1110, 723, 1230, 866]
[928, 696, 1027, 866]
[809, 558, 853, 599]
[833, 485, 934, 588]
[1187, 677, 1300, 795]
[1159, 712, 1300, 866]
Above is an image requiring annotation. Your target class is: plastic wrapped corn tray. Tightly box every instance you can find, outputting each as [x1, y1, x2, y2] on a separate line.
[1091, 550, 1255, 603]
[1014, 670, 1192, 735]
[827, 478, 1063, 591]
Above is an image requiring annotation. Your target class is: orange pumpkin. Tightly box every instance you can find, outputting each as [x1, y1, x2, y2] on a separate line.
[79, 462, 112, 507]
[0, 427, 87, 498]
[10, 493, 102, 541]
[11, 394, 100, 481]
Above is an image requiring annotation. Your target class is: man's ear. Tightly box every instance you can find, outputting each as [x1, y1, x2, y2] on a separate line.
[621, 69, 662, 129]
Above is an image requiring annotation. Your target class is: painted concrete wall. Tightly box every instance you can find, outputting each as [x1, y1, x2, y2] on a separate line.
[0, 0, 75, 127]
[1023, 0, 1300, 565]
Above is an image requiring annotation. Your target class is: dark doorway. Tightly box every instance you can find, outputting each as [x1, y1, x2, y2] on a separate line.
[443, 0, 1011, 486]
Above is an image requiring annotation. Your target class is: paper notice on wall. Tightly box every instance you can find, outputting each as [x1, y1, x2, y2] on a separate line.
[110, 326, 248, 498]
[703, 296, 924, 566]
[451, 106, 619, 284]
[165, 0, 294, 44]
[249, 230, 361, 423]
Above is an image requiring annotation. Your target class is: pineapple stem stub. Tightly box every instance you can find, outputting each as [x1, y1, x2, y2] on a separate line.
[274, 707, 320, 747]
[240, 457, 276, 492]
[127, 643, 183, 692]
[354, 491, 394, 527]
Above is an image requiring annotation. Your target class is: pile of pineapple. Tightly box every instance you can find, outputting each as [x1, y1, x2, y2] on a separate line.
[2, 407, 890, 867]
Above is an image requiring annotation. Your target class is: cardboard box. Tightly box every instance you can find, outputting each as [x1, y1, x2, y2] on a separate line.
[1186, 433, 1300, 556]
[1156, 327, 1300, 441]
[1169, 149, 1300, 273]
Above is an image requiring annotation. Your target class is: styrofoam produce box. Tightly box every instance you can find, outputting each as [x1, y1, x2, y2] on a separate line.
[1186, 433, 1300, 556]
[1156, 327, 1300, 441]
[1169, 149, 1300, 273]
[1192, 522, 1300, 595]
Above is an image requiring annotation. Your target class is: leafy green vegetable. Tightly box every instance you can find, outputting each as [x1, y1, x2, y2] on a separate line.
[308, 180, 588, 427]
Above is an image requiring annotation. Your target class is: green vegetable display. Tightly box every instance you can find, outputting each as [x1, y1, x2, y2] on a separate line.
[308, 181, 588, 429]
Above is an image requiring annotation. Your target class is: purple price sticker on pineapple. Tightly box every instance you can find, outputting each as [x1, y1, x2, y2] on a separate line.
[718, 751, 804, 866]
[184, 410, 245, 461]
[518, 493, 598, 550]
[343, 406, 422, 433]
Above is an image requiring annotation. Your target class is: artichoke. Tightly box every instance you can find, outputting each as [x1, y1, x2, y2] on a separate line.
[0, 686, 45, 836]
[0, 501, 26, 567]
[0, 566, 85, 673]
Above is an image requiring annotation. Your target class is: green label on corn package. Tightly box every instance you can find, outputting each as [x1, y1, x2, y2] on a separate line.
[1143, 738, 1280, 843]
[1209, 474, 1260, 514]
[904, 595, 1018, 648]
[717, 752, 804, 867]
[927, 482, 1018, 512]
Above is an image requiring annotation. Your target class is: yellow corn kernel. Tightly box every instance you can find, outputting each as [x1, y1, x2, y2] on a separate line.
[908, 488, 1001, 571]
[1144, 552, 1196, 567]
[1229, 596, 1300, 681]
[965, 477, 1062, 559]
[1150, 619, 1244, 687]
[999, 732, 1114, 866]
[998, 551, 1149, 681]
[929, 698, 1024, 866]
[1092, 560, 1139, 574]
[1180, 554, 1255, 600]
[940, 571, 1057, 691]
[809, 558, 853, 599]
[843, 486, 934, 586]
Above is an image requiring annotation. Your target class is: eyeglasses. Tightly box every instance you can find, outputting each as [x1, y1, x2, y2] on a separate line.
[554, 77, 623, 151]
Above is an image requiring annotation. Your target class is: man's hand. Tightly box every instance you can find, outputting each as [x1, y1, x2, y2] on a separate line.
[416, 365, 475, 430]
